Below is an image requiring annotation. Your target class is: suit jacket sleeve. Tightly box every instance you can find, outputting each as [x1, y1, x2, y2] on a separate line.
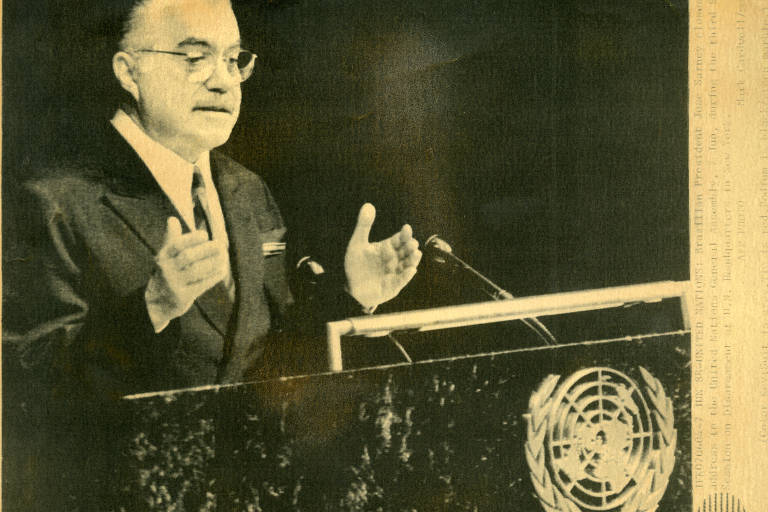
[253, 184, 368, 378]
[3, 180, 176, 402]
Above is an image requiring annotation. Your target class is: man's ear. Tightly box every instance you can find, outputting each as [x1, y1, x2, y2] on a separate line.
[113, 51, 140, 102]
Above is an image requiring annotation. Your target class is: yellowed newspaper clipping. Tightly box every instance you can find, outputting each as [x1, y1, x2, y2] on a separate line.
[691, 0, 768, 509]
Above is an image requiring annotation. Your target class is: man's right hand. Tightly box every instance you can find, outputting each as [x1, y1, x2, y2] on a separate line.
[145, 217, 228, 330]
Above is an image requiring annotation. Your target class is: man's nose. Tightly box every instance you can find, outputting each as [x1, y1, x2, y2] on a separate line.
[204, 57, 239, 91]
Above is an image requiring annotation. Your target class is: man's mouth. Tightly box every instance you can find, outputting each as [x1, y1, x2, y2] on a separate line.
[193, 106, 232, 113]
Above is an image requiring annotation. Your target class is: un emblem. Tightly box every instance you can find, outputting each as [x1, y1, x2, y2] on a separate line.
[524, 367, 676, 512]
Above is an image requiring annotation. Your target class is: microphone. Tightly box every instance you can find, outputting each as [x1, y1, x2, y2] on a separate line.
[424, 234, 558, 345]
[425, 235, 514, 301]
[424, 234, 454, 264]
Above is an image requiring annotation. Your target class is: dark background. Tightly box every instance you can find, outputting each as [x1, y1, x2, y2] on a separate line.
[3, 0, 688, 324]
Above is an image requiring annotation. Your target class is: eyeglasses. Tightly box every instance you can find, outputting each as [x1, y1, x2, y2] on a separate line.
[131, 48, 257, 83]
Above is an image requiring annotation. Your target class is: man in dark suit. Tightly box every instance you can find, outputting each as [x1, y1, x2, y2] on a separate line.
[6, 0, 421, 399]
[3, 1, 421, 507]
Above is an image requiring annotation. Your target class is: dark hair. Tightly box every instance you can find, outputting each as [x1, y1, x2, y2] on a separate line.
[83, 1, 145, 53]
[117, 0, 154, 50]
[83, 1, 149, 111]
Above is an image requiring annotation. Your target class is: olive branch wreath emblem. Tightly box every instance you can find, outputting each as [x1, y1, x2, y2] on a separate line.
[524, 367, 676, 512]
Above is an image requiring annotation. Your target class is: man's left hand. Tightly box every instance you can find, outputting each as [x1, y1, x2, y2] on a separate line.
[344, 203, 422, 310]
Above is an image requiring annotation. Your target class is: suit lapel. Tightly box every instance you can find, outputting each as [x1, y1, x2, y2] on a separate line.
[101, 131, 183, 256]
[211, 153, 265, 327]
[101, 128, 233, 337]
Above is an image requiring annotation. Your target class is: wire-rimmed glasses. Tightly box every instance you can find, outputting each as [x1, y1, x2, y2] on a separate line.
[131, 48, 257, 83]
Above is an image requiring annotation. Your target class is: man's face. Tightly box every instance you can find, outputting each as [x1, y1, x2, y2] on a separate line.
[124, 0, 242, 161]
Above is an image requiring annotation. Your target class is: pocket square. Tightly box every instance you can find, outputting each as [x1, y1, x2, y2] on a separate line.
[261, 226, 287, 256]
[262, 241, 286, 256]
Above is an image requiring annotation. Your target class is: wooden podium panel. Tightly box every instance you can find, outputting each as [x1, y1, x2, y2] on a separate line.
[116, 332, 690, 511]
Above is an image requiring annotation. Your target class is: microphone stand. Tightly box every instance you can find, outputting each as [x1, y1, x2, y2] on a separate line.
[426, 235, 558, 346]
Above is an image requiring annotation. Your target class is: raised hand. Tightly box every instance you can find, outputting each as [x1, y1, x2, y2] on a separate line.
[145, 217, 228, 323]
[344, 203, 422, 310]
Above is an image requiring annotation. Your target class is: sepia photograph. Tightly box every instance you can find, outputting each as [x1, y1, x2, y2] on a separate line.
[2, 0, 697, 510]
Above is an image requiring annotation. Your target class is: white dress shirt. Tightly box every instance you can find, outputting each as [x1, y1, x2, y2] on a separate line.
[111, 109, 234, 332]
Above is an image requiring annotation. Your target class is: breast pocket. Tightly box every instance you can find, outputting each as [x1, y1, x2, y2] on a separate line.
[260, 226, 287, 258]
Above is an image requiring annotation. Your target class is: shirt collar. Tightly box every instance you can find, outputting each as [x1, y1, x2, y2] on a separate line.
[111, 109, 211, 228]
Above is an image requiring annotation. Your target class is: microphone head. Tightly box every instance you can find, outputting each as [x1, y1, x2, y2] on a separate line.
[425, 234, 454, 264]
[425, 234, 453, 253]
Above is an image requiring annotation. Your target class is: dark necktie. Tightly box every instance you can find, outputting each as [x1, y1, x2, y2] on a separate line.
[191, 166, 235, 310]
[192, 166, 213, 239]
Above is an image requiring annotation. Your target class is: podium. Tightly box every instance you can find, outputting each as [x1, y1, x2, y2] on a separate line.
[111, 281, 690, 511]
